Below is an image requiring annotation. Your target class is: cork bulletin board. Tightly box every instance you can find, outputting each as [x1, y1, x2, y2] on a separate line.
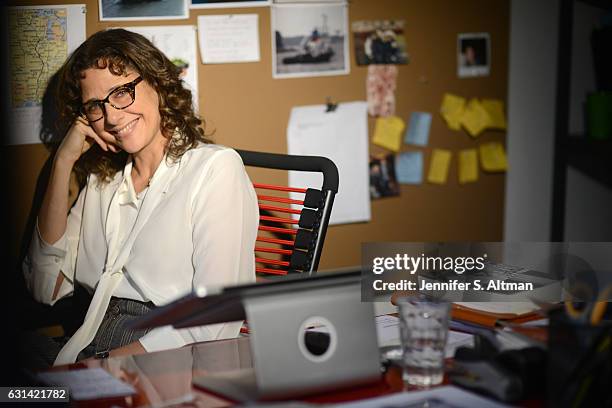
[7, 0, 509, 270]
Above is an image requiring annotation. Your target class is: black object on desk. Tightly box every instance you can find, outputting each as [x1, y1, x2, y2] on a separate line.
[547, 308, 612, 408]
[450, 334, 546, 403]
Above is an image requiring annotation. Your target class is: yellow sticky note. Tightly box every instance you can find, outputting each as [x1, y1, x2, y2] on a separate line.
[460, 98, 491, 138]
[427, 149, 452, 184]
[479, 142, 508, 172]
[440, 93, 466, 131]
[481, 99, 507, 130]
[458, 148, 478, 184]
[373, 116, 405, 152]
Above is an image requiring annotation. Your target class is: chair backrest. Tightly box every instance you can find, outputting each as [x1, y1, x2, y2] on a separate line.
[236, 150, 339, 277]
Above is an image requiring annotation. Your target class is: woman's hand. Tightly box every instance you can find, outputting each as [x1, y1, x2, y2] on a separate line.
[109, 341, 147, 358]
[56, 118, 119, 165]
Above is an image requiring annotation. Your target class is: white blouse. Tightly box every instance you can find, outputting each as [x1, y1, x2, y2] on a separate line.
[23, 144, 259, 364]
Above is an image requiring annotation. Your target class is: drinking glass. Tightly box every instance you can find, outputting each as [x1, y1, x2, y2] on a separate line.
[397, 296, 451, 387]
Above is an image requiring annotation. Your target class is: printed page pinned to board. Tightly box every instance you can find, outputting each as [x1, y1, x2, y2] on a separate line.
[124, 25, 199, 109]
[287, 101, 371, 225]
[197, 14, 260, 64]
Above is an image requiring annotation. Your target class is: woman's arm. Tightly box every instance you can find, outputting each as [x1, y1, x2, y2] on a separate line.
[109, 341, 146, 358]
[38, 119, 111, 245]
[24, 119, 114, 304]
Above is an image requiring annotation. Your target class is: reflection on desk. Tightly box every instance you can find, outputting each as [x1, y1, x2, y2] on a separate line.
[47, 336, 403, 407]
[74, 337, 252, 407]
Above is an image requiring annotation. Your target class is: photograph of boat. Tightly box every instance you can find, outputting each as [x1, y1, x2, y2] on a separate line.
[100, 0, 189, 21]
[272, 3, 349, 78]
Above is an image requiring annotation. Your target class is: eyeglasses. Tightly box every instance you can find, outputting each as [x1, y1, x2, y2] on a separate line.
[80, 77, 143, 123]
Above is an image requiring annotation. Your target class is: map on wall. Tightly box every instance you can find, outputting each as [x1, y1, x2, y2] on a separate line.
[7, 5, 86, 145]
[9, 8, 67, 108]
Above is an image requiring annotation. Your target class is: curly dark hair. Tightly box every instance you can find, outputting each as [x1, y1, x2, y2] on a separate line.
[55, 28, 211, 185]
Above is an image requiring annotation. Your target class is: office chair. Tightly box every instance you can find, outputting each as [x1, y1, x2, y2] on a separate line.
[236, 150, 339, 277]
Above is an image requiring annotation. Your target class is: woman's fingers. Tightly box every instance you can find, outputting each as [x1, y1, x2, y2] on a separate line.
[75, 116, 89, 126]
[99, 130, 121, 153]
[80, 125, 109, 152]
[58, 119, 122, 165]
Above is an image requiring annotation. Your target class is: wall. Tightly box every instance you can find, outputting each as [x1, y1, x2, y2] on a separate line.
[504, 0, 559, 241]
[7, 0, 510, 271]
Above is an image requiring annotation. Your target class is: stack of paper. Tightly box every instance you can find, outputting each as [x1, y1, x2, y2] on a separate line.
[333, 385, 509, 408]
[375, 315, 474, 358]
[452, 301, 540, 328]
[36, 368, 135, 401]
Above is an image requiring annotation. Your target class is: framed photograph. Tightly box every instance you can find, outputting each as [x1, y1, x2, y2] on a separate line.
[457, 32, 490, 78]
[272, 3, 349, 79]
[191, 0, 270, 9]
[369, 154, 400, 199]
[99, 0, 188, 21]
[352, 20, 409, 66]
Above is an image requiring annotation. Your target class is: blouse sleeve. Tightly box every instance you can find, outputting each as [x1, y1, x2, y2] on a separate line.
[139, 148, 259, 352]
[22, 184, 86, 305]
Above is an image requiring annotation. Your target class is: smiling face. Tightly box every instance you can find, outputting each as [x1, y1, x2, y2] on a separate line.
[80, 67, 166, 156]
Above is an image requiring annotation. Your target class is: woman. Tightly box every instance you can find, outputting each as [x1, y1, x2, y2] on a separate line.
[22, 29, 259, 366]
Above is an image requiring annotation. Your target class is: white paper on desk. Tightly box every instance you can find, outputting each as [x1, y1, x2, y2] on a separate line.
[36, 367, 135, 401]
[287, 101, 370, 225]
[330, 385, 510, 408]
[198, 14, 260, 64]
[376, 315, 474, 358]
[124, 25, 199, 110]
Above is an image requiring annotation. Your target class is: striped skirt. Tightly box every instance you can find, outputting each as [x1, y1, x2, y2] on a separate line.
[20, 297, 155, 369]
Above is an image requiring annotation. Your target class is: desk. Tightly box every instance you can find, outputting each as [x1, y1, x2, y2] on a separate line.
[53, 337, 404, 407]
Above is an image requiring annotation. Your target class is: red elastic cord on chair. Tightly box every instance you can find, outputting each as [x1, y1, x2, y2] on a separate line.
[255, 183, 307, 276]
[256, 236, 294, 247]
[255, 246, 293, 255]
[258, 225, 297, 235]
[257, 195, 304, 205]
[259, 215, 298, 225]
[255, 258, 289, 267]
[254, 183, 307, 193]
[258, 204, 301, 215]
[256, 267, 288, 275]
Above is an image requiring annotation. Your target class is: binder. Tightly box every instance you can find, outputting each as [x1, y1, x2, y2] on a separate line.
[451, 303, 542, 328]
